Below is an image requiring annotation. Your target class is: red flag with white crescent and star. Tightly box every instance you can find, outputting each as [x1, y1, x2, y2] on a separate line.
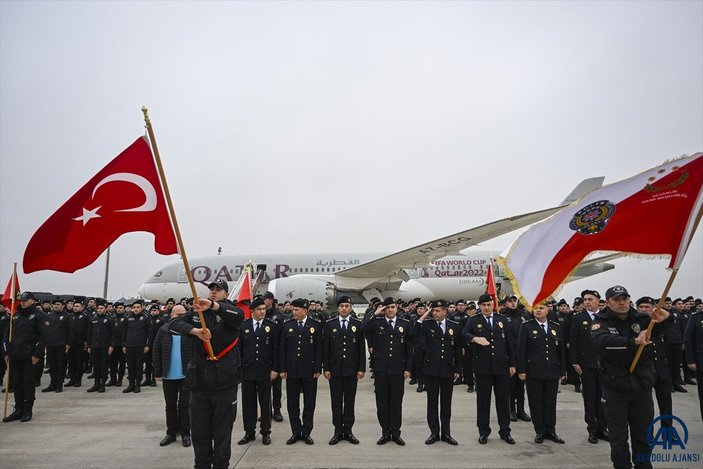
[23, 137, 178, 274]
[2, 270, 21, 311]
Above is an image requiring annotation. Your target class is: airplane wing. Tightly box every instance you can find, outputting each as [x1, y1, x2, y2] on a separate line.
[338, 177, 604, 281]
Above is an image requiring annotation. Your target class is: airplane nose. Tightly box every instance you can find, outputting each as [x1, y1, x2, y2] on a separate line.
[137, 284, 147, 298]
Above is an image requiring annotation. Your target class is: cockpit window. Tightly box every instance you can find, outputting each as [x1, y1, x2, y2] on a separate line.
[153, 271, 162, 278]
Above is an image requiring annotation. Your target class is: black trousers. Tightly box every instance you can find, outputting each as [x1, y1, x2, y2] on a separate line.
[666, 344, 683, 385]
[46, 345, 67, 388]
[696, 369, 703, 421]
[163, 378, 190, 436]
[475, 373, 511, 437]
[413, 348, 425, 380]
[373, 372, 405, 438]
[329, 375, 358, 435]
[190, 386, 237, 469]
[509, 373, 526, 412]
[270, 375, 282, 412]
[602, 386, 654, 469]
[66, 344, 84, 382]
[425, 375, 454, 436]
[90, 348, 109, 383]
[653, 373, 673, 427]
[526, 377, 558, 435]
[125, 347, 144, 384]
[143, 349, 154, 381]
[286, 377, 318, 437]
[109, 346, 125, 381]
[462, 348, 474, 386]
[242, 378, 272, 436]
[580, 367, 607, 434]
[9, 358, 37, 409]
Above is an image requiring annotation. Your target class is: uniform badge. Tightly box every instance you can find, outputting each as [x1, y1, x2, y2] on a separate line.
[351, 325, 357, 332]
[288, 328, 294, 332]
[551, 329, 557, 336]
[583, 321, 588, 326]
[265, 326, 270, 332]
[332, 328, 337, 333]
[532, 330, 538, 335]
[591, 323, 601, 330]
[448, 329, 454, 336]
[631, 323, 640, 334]
[216, 315, 222, 322]
[498, 322, 504, 329]
[245, 329, 250, 334]
[29, 314, 35, 320]
[59, 316, 64, 321]
[310, 327, 315, 334]
[477, 324, 483, 329]
[398, 326, 404, 333]
[522, 317, 526, 323]
[103, 319, 107, 323]
[139, 316, 144, 321]
[45, 321, 50, 326]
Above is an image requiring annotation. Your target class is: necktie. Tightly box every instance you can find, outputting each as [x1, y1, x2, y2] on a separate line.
[255, 322, 260, 333]
[439, 321, 445, 334]
[341, 319, 347, 331]
[298, 320, 304, 331]
[542, 323, 548, 334]
[389, 320, 394, 330]
[487, 316, 493, 329]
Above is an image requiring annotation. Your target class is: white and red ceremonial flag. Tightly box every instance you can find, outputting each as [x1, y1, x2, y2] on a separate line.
[23, 137, 178, 274]
[499, 152, 703, 308]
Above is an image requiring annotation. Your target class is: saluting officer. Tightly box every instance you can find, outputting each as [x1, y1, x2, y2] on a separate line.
[361, 297, 413, 446]
[591, 285, 670, 469]
[461, 293, 516, 445]
[569, 289, 609, 444]
[41, 298, 70, 393]
[86, 300, 116, 393]
[322, 296, 366, 445]
[517, 303, 566, 444]
[122, 299, 152, 394]
[412, 299, 462, 445]
[684, 301, 703, 420]
[279, 298, 322, 445]
[237, 298, 280, 446]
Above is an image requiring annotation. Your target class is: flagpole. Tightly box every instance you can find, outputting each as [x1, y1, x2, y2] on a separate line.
[629, 200, 703, 373]
[103, 246, 110, 299]
[141, 107, 215, 360]
[3, 262, 17, 418]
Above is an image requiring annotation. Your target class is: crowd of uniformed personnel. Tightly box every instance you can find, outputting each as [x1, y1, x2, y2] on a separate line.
[2, 286, 703, 469]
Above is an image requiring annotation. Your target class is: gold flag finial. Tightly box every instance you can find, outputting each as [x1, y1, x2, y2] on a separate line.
[141, 106, 151, 126]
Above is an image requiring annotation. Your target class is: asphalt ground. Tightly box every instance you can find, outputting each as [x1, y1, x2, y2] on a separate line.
[0, 373, 701, 469]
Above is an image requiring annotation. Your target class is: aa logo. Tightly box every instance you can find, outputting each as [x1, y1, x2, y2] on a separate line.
[647, 415, 688, 450]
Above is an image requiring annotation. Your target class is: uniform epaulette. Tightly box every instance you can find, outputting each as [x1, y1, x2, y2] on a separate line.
[326, 317, 337, 323]
[524, 318, 536, 323]
[446, 319, 458, 325]
[548, 319, 560, 326]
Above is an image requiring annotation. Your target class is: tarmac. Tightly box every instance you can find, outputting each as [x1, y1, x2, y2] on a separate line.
[0, 374, 701, 469]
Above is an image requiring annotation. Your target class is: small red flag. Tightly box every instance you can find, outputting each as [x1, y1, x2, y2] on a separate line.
[236, 269, 253, 319]
[486, 261, 499, 312]
[2, 272, 20, 311]
[23, 137, 178, 274]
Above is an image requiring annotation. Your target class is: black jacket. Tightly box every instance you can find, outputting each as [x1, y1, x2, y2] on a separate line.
[516, 319, 566, 380]
[68, 311, 89, 345]
[411, 319, 462, 378]
[239, 317, 280, 381]
[361, 315, 413, 375]
[87, 314, 117, 348]
[43, 310, 71, 347]
[569, 310, 600, 369]
[123, 312, 152, 347]
[322, 316, 366, 377]
[3, 304, 45, 359]
[461, 313, 515, 375]
[684, 311, 703, 371]
[152, 320, 193, 379]
[279, 317, 322, 379]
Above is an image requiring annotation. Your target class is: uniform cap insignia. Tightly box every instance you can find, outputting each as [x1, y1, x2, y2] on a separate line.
[551, 329, 557, 336]
[448, 329, 454, 336]
[631, 323, 640, 334]
[351, 325, 357, 332]
[265, 326, 270, 332]
[591, 323, 601, 330]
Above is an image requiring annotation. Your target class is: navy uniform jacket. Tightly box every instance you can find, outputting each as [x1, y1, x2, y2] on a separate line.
[361, 315, 413, 375]
[684, 311, 703, 371]
[239, 317, 280, 381]
[569, 311, 600, 369]
[87, 314, 117, 348]
[500, 307, 529, 353]
[411, 319, 462, 378]
[516, 319, 566, 380]
[322, 316, 366, 377]
[266, 307, 289, 325]
[461, 313, 515, 375]
[651, 332, 670, 380]
[148, 314, 166, 348]
[2, 305, 45, 360]
[111, 314, 126, 347]
[69, 312, 89, 345]
[43, 310, 71, 347]
[123, 312, 152, 347]
[279, 317, 322, 379]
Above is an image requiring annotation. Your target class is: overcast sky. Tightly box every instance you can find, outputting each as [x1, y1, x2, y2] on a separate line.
[1, 1, 701, 302]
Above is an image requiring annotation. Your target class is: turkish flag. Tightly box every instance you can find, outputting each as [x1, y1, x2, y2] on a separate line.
[2, 272, 21, 311]
[485, 262, 499, 312]
[23, 137, 178, 274]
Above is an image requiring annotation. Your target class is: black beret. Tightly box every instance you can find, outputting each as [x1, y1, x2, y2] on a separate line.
[505, 295, 517, 301]
[208, 279, 229, 292]
[114, 301, 124, 306]
[250, 298, 265, 310]
[581, 289, 601, 299]
[477, 294, 493, 305]
[19, 291, 35, 301]
[636, 296, 655, 306]
[264, 291, 275, 300]
[369, 297, 380, 303]
[429, 300, 447, 309]
[96, 299, 107, 307]
[573, 298, 583, 305]
[558, 299, 568, 305]
[337, 296, 352, 306]
[52, 298, 64, 305]
[131, 299, 144, 306]
[456, 299, 466, 305]
[291, 298, 309, 309]
[382, 297, 395, 306]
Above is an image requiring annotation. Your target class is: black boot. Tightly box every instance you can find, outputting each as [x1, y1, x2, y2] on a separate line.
[150, 378, 156, 387]
[134, 383, 141, 393]
[2, 407, 24, 422]
[98, 381, 106, 393]
[105, 375, 116, 387]
[20, 405, 33, 422]
[42, 383, 56, 393]
[416, 380, 424, 392]
[116, 376, 123, 387]
[123, 381, 135, 393]
[87, 381, 100, 392]
[73, 380, 82, 388]
[55, 383, 63, 393]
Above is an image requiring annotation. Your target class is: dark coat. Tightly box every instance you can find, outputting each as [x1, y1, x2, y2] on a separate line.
[461, 313, 515, 375]
[411, 319, 462, 378]
[152, 320, 193, 379]
[239, 317, 280, 381]
[516, 319, 566, 380]
[569, 310, 600, 369]
[322, 316, 366, 377]
[279, 317, 323, 379]
[361, 315, 413, 375]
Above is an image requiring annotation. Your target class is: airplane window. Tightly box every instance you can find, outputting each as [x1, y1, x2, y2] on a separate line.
[315, 268, 319, 272]
[229, 269, 233, 274]
[305, 268, 308, 273]
[326, 268, 330, 272]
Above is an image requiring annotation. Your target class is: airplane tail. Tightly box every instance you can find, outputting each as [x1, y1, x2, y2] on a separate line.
[559, 177, 605, 206]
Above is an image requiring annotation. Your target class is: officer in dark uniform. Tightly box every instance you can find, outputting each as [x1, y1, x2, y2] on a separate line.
[361, 297, 413, 446]
[412, 299, 462, 445]
[264, 291, 286, 422]
[410, 302, 427, 392]
[66, 300, 89, 387]
[517, 303, 566, 444]
[143, 304, 165, 387]
[461, 293, 516, 445]
[2, 292, 45, 422]
[322, 296, 365, 445]
[41, 298, 70, 393]
[86, 300, 116, 393]
[107, 301, 126, 386]
[122, 299, 152, 394]
[279, 298, 322, 445]
[169, 279, 244, 469]
[237, 298, 280, 446]
[684, 303, 703, 420]
[0, 302, 9, 391]
[501, 295, 531, 422]
[636, 296, 673, 429]
[591, 285, 670, 469]
[570, 289, 609, 444]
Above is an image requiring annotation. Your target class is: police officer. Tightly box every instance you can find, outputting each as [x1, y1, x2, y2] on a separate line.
[412, 299, 462, 445]
[517, 303, 566, 444]
[237, 298, 280, 446]
[2, 292, 45, 422]
[501, 295, 531, 422]
[66, 300, 89, 387]
[683, 301, 703, 420]
[570, 289, 609, 444]
[591, 285, 670, 469]
[122, 299, 152, 394]
[86, 300, 115, 393]
[264, 291, 286, 423]
[279, 298, 322, 445]
[143, 304, 165, 387]
[461, 293, 516, 445]
[410, 302, 428, 392]
[322, 296, 365, 445]
[41, 298, 70, 393]
[107, 301, 126, 387]
[361, 297, 413, 446]
[170, 279, 244, 469]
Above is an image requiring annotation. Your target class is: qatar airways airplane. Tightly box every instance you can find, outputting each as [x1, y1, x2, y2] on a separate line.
[138, 178, 616, 306]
